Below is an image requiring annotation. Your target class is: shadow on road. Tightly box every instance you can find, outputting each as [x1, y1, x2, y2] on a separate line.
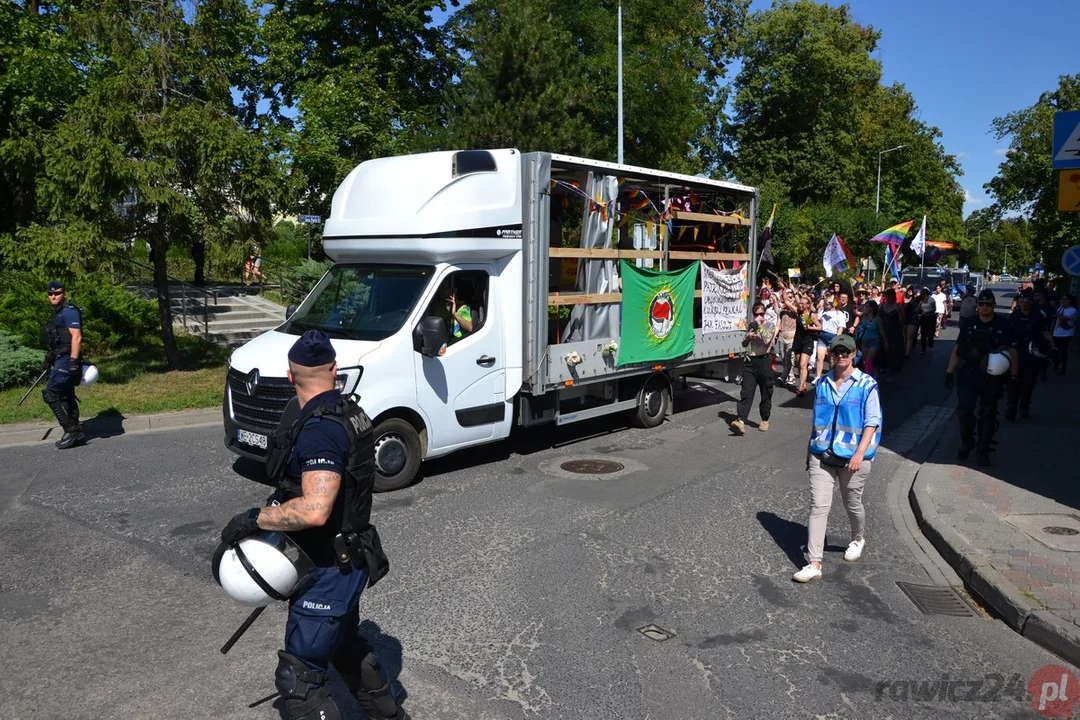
[757, 510, 845, 569]
[83, 408, 127, 441]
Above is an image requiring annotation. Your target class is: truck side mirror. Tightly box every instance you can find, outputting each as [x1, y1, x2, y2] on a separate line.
[285, 304, 297, 320]
[418, 316, 448, 358]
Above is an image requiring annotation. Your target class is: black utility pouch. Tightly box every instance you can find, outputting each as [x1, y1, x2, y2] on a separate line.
[815, 448, 849, 468]
[333, 526, 390, 588]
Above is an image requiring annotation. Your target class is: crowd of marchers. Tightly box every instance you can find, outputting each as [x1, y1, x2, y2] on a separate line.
[726, 272, 1076, 585]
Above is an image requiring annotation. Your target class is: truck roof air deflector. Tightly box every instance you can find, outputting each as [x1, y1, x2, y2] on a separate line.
[452, 150, 498, 178]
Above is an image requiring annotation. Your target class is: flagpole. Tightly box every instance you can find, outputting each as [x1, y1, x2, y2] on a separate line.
[617, 1, 624, 165]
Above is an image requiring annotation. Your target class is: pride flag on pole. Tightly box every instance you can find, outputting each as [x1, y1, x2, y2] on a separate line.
[870, 220, 913, 246]
[908, 215, 927, 260]
[823, 234, 855, 278]
[884, 243, 902, 281]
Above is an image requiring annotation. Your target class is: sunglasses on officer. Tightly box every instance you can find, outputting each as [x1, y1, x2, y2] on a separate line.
[47, 290, 63, 297]
[977, 301, 994, 307]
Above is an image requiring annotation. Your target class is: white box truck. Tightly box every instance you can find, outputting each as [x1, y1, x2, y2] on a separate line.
[223, 149, 759, 490]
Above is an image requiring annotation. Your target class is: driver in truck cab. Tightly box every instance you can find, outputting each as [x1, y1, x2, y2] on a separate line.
[440, 280, 474, 340]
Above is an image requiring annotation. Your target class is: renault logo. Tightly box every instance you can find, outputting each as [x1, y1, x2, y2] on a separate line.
[245, 369, 260, 396]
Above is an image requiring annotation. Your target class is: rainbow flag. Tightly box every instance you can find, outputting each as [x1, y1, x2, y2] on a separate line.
[870, 220, 913, 246]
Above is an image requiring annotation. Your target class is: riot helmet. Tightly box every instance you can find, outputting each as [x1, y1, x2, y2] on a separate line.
[1028, 339, 1050, 360]
[984, 350, 1011, 376]
[213, 531, 314, 607]
[81, 364, 99, 386]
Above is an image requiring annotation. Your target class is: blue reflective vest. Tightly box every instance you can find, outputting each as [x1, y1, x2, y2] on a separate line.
[809, 372, 881, 460]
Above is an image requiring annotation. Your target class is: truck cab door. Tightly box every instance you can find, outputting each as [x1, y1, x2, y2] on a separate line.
[413, 267, 505, 451]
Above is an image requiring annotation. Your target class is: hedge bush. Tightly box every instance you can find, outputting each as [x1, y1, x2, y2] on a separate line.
[0, 330, 46, 390]
[0, 271, 160, 356]
[282, 258, 333, 306]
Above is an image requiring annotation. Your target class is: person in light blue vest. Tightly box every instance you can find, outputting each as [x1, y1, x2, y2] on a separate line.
[793, 333, 882, 583]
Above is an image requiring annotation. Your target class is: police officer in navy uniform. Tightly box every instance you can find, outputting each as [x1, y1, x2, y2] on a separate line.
[1005, 288, 1051, 421]
[221, 330, 407, 720]
[41, 280, 85, 449]
[945, 289, 1018, 465]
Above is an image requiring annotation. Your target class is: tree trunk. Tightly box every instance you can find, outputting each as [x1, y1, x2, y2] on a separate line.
[151, 239, 182, 370]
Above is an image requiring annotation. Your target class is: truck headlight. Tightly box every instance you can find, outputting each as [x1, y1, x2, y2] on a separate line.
[335, 365, 363, 395]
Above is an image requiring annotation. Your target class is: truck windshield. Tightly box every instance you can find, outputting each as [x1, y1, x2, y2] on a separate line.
[284, 264, 435, 342]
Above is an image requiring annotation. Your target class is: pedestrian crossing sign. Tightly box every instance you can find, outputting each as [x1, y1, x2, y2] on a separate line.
[1052, 111, 1080, 170]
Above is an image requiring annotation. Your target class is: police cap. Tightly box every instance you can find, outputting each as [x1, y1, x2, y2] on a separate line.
[977, 289, 995, 304]
[47, 280, 64, 293]
[1017, 288, 1034, 300]
[287, 329, 336, 367]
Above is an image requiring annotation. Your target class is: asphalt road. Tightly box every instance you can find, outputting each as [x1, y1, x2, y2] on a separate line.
[1, 283, 1068, 719]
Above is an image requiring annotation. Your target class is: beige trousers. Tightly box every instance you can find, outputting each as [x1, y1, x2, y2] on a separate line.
[806, 454, 871, 563]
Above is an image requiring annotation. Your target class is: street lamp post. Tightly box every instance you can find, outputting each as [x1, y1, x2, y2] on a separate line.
[875, 145, 907, 216]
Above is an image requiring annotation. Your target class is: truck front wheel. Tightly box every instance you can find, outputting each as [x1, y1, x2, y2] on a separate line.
[633, 378, 670, 429]
[372, 418, 422, 492]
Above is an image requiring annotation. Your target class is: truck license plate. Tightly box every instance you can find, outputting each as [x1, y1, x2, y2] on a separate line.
[237, 429, 268, 449]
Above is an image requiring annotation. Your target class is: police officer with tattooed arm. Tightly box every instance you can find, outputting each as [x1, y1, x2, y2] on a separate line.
[220, 330, 409, 720]
[945, 289, 1018, 466]
[41, 280, 85, 449]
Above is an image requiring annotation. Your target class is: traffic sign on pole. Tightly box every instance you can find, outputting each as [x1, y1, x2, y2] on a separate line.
[297, 214, 322, 224]
[1059, 171, 1080, 211]
[1052, 111, 1080, 170]
[1062, 245, 1080, 278]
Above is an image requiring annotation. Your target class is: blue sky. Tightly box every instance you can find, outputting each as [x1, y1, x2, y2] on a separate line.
[755, 0, 1078, 217]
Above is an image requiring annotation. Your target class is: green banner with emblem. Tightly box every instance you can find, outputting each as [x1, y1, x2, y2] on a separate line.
[617, 260, 698, 366]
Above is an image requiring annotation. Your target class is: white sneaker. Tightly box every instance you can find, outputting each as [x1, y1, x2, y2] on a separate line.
[792, 564, 822, 583]
[844, 538, 866, 562]
[730, 418, 746, 435]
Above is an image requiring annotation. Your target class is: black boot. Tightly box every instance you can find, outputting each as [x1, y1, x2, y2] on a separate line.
[46, 397, 84, 449]
[335, 651, 409, 720]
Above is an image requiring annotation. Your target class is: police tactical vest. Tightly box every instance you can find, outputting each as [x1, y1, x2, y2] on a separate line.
[959, 318, 998, 367]
[41, 302, 80, 355]
[266, 394, 376, 535]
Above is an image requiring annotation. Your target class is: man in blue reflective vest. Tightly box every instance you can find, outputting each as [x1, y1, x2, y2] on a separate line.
[793, 333, 882, 583]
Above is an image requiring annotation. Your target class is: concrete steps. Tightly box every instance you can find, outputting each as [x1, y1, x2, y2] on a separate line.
[130, 283, 288, 347]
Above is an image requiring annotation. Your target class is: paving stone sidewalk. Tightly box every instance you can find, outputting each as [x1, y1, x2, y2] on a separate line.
[912, 365, 1080, 667]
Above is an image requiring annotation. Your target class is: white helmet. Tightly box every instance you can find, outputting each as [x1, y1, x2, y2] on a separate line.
[80, 364, 99, 385]
[985, 351, 1011, 376]
[1028, 340, 1050, 360]
[213, 532, 313, 607]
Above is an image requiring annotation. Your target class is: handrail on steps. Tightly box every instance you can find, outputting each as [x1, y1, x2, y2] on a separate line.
[111, 252, 216, 341]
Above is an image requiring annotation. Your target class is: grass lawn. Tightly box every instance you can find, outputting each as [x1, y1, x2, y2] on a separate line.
[0, 334, 230, 425]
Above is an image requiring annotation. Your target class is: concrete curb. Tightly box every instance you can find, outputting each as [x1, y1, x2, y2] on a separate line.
[910, 467, 1080, 668]
[0, 407, 221, 448]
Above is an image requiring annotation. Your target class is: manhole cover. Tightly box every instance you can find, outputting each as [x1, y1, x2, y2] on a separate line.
[896, 582, 978, 617]
[636, 623, 676, 642]
[1044, 526, 1080, 536]
[560, 459, 625, 474]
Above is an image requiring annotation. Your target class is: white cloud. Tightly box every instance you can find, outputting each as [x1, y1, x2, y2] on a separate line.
[951, 152, 968, 159]
[994, 148, 1009, 157]
[964, 189, 985, 206]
